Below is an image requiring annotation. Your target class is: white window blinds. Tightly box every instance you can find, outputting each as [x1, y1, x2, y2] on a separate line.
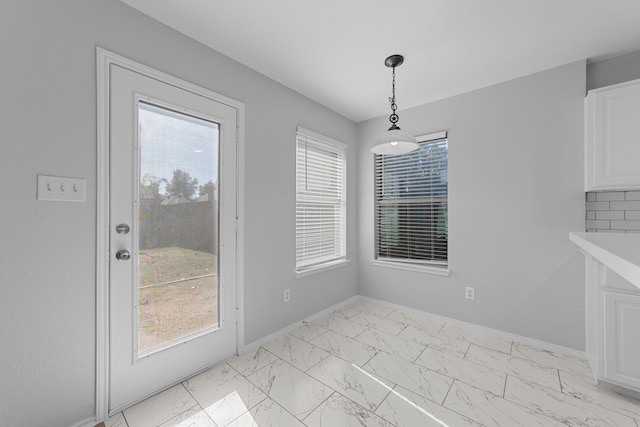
[296, 127, 346, 272]
[375, 132, 448, 266]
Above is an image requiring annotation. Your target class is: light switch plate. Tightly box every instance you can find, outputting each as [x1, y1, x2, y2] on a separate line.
[37, 175, 86, 202]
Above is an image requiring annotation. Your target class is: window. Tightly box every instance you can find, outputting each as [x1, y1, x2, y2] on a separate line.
[374, 131, 448, 272]
[296, 127, 347, 274]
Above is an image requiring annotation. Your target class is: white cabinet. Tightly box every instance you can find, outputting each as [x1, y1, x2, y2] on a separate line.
[570, 232, 640, 394]
[582, 253, 640, 393]
[585, 78, 640, 190]
[603, 291, 640, 390]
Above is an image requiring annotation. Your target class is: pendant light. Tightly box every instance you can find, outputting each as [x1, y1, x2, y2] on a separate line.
[371, 54, 419, 155]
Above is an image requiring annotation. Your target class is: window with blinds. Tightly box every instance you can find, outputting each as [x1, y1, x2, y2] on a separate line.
[375, 131, 448, 268]
[296, 127, 346, 272]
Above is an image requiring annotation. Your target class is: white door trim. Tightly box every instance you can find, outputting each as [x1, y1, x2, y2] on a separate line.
[95, 47, 245, 421]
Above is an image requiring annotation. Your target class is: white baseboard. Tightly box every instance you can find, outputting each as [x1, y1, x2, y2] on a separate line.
[69, 416, 97, 427]
[358, 295, 587, 360]
[243, 293, 585, 361]
[240, 295, 360, 354]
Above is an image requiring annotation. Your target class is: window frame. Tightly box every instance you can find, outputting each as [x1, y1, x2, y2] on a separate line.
[295, 127, 348, 277]
[372, 131, 449, 276]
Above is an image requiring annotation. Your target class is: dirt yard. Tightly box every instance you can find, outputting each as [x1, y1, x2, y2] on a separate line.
[137, 247, 218, 352]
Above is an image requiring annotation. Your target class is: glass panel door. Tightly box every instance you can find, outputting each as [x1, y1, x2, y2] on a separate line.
[108, 63, 237, 413]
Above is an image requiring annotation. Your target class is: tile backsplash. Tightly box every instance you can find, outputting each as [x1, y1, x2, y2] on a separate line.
[586, 191, 640, 232]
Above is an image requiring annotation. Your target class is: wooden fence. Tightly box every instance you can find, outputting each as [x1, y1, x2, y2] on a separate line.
[139, 199, 217, 254]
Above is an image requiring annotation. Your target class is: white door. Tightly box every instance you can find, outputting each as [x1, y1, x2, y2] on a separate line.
[109, 64, 238, 413]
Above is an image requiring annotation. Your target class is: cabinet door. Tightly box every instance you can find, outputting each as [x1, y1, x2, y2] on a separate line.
[586, 79, 640, 190]
[603, 291, 640, 391]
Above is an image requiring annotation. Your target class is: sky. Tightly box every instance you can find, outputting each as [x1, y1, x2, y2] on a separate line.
[138, 102, 218, 195]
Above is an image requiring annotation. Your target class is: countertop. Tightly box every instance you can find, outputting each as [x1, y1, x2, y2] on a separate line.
[570, 232, 640, 290]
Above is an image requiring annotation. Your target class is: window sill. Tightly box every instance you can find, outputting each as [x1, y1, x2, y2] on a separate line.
[296, 259, 350, 278]
[371, 259, 450, 276]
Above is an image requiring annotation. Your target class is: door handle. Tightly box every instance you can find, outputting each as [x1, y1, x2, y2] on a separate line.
[115, 250, 131, 261]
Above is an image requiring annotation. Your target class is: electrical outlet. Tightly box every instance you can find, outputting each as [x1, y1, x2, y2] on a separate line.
[284, 288, 291, 303]
[465, 286, 475, 300]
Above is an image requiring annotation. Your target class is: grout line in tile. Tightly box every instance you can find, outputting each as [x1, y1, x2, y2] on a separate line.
[224, 359, 243, 377]
[332, 311, 347, 320]
[395, 323, 409, 337]
[313, 329, 330, 340]
[300, 363, 358, 416]
[172, 383, 204, 425]
[411, 344, 427, 364]
[304, 333, 328, 356]
[504, 375, 589, 420]
[224, 410, 245, 426]
[502, 374, 508, 398]
[442, 395, 489, 427]
[183, 404, 216, 427]
[304, 356, 324, 373]
[261, 347, 283, 365]
[361, 350, 380, 369]
[352, 326, 370, 340]
[441, 378, 456, 406]
[501, 379, 578, 425]
[186, 367, 265, 427]
[180, 380, 194, 400]
[271, 393, 310, 426]
[461, 342, 471, 359]
[556, 369, 563, 394]
[469, 378, 570, 426]
[120, 412, 131, 427]
[372, 384, 396, 415]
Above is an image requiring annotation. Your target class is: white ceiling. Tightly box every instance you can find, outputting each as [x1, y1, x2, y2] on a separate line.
[121, 0, 640, 122]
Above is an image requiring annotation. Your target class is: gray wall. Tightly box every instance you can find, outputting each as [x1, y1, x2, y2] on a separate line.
[0, 1, 357, 426]
[357, 61, 587, 350]
[587, 50, 640, 90]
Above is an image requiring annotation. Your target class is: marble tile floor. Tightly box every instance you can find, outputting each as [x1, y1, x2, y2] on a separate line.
[104, 300, 640, 427]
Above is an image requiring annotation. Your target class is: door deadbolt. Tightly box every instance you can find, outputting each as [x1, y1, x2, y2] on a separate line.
[115, 224, 130, 235]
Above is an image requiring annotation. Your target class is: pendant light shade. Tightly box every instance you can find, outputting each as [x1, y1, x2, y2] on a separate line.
[371, 54, 418, 155]
[372, 125, 419, 155]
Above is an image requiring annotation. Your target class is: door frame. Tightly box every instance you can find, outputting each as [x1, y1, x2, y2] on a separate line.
[96, 47, 245, 420]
